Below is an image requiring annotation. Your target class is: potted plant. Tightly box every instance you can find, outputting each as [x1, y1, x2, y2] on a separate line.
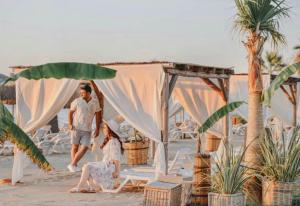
[208, 143, 251, 206]
[123, 128, 149, 165]
[259, 127, 300, 206]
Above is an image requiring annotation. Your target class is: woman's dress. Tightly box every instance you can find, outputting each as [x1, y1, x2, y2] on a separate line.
[85, 138, 121, 189]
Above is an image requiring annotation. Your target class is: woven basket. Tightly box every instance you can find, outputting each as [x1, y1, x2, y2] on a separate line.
[123, 140, 149, 165]
[191, 154, 211, 206]
[208, 192, 246, 206]
[262, 180, 296, 206]
[144, 181, 182, 206]
[205, 134, 221, 152]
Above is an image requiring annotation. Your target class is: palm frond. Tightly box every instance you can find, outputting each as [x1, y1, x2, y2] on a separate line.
[0, 102, 13, 121]
[198, 101, 246, 134]
[3, 62, 116, 85]
[262, 62, 300, 106]
[0, 102, 52, 171]
[234, 0, 290, 46]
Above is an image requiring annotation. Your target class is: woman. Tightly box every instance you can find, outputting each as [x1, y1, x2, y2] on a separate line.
[70, 120, 123, 192]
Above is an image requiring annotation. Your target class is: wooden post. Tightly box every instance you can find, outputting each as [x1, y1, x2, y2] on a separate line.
[150, 140, 156, 160]
[281, 84, 297, 127]
[223, 78, 230, 143]
[90, 81, 104, 125]
[290, 83, 297, 127]
[161, 72, 170, 175]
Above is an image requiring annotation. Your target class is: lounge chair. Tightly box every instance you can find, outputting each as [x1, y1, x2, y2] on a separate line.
[102, 148, 194, 193]
[131, 148, 194, 175]
[101, 169, 155, 193]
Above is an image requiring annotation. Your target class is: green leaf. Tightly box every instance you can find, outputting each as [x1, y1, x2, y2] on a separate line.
[3, 62, 116, 85]
[198, 101, 246, 134]
[0, 102, 13, 121]
[262, 62, 300, 107]
[0, 117, 52, 171]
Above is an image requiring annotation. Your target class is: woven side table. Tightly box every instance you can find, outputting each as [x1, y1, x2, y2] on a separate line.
[144, 181, 182, 206]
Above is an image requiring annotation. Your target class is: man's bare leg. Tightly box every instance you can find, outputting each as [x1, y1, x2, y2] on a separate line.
[71, 144, 79, 163]
[71, 146, 89, 167]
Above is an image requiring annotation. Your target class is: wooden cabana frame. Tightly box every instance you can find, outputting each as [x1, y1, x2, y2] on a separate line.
[271, 74, 299, 126]
[161, 62, 234, 174]
[236, 73, 300, 127]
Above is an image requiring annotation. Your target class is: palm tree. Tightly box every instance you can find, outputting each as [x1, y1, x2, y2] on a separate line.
[263, 51, 286, 74]
[234, 0, 289, 202]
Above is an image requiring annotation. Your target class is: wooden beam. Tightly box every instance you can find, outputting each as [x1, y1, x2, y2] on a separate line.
[201, 78, 226, 101]
[289, 84, 296, 104]
[280, 85, 295, 105]
[218, 79, 227, 102]
[168, 74, 178, 98]
[165, 68, 230, 79]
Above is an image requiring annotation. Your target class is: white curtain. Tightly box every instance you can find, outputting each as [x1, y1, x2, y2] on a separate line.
[12, 78, 79, 184]
[172, 77, 225, 138]
[229, 75, 296, 127]
[94, 64, 167, 177]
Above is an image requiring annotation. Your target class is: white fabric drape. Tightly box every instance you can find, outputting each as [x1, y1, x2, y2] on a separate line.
[172, 77, 225, 138]
[229, 75, 297, 127]
[94, 64, 167, 177]
[12, 78, 79, 184]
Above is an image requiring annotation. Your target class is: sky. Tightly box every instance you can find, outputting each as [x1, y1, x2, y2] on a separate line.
[0, 0, 299, 75]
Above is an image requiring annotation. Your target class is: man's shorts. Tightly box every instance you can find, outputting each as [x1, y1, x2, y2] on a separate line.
[71, 129, 92, 146]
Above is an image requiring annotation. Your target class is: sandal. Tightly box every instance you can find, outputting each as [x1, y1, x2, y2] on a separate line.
[69, 187, 85, 193]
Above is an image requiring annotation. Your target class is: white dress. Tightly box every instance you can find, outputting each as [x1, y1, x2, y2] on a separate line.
[86, 138, 121, 189]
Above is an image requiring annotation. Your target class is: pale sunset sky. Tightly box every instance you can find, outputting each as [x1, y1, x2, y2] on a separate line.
[0, 0, 299, 75]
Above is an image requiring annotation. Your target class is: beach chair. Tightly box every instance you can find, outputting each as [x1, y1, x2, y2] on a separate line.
[101, 169, 155, 193]
[102, 148, 194, 193]
[131, 147, 194, 174]
[32, 125, 52, 143]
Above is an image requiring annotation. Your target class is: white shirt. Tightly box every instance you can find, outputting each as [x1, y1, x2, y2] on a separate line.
[70, 97, 101, 132]
[102, 138, 121, 162]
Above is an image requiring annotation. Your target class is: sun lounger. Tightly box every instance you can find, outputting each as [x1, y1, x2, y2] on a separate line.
[101, 169, 155, 193]
[131, 148, 194, 175]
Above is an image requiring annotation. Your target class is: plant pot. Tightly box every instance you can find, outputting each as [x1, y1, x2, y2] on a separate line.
[123, 140, 149, 165]
[205, 134, 221, 152]
[262, 180, 296, 206]
[208, 192, 246, 206]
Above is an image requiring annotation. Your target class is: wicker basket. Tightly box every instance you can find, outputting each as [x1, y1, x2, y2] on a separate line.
[208, 192, 246, 206]
[123, 140, 149, 165]
[262, 180, 296, 206]
[144, 181, 182, 206]
[206, 134, 221, 152]
[191, 154, 211, 206]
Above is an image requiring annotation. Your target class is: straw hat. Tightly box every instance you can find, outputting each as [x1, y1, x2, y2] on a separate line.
[104, 119, 121, 136]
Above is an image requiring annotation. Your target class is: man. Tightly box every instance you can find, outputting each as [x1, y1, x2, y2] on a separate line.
[68, 84, 101, 172]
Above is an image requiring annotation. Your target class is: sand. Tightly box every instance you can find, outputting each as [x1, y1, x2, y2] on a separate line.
[0, 139, 207, 206]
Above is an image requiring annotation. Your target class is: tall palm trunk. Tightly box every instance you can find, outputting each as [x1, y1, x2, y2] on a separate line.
[244, 33, 265, 203]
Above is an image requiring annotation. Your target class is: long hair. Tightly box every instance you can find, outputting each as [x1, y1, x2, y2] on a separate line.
[100, 123, 124, 154]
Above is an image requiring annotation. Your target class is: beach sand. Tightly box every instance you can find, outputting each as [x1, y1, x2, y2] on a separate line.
[0, 138, 220, 206]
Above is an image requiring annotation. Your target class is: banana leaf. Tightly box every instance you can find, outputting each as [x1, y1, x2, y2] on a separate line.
[262, 62, 300, 107]
[0, 102, 13, 121]
[3, 62, 116, 85]
[0, 117, 52, 171]
[198, 101, 246, 134]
